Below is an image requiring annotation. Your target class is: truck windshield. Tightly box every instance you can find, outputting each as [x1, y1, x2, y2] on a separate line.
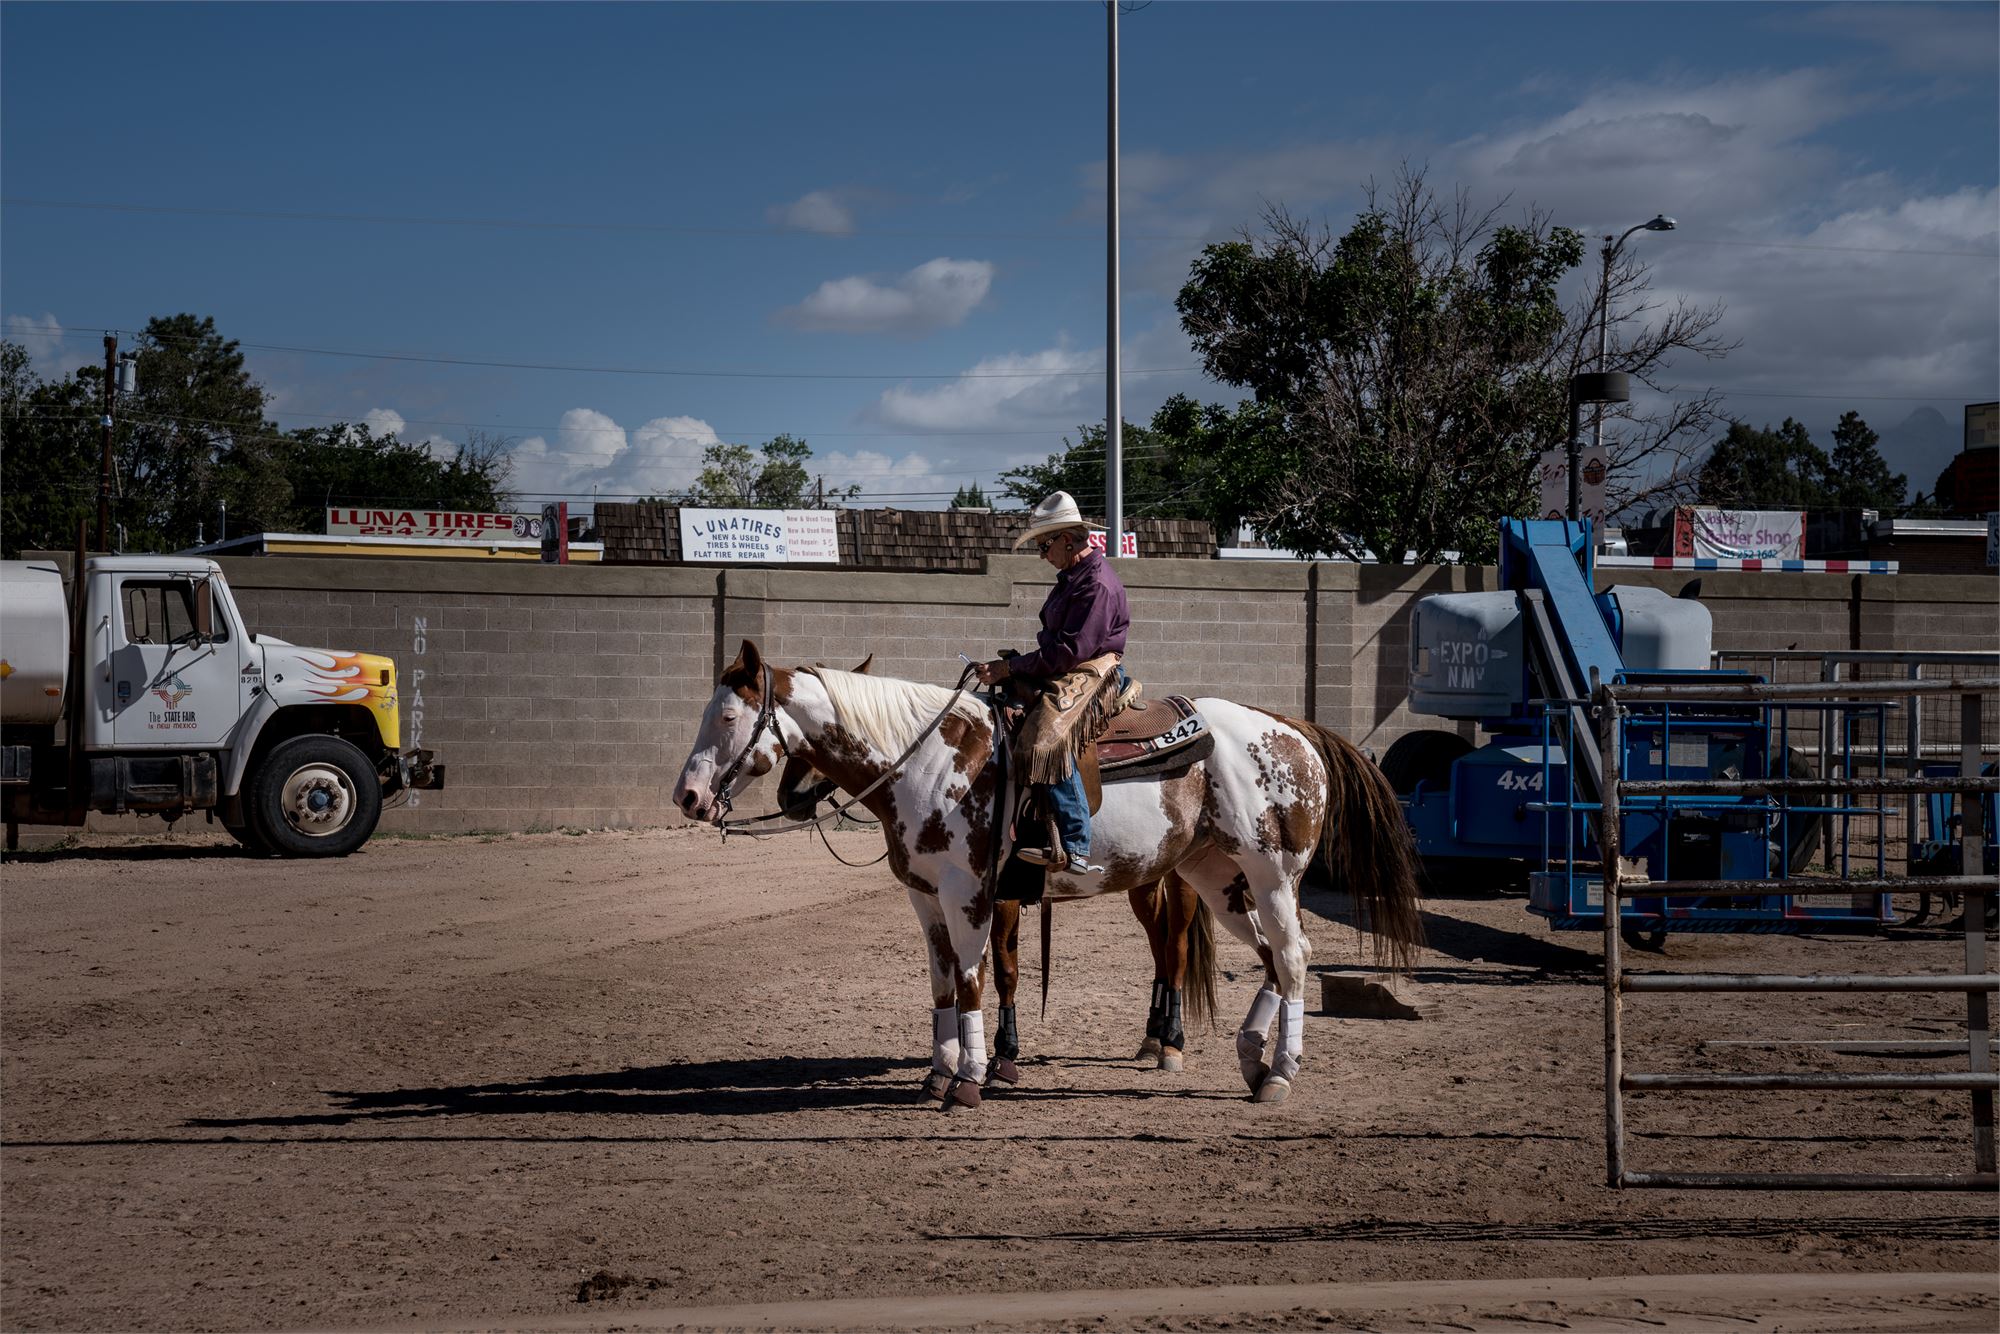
[121, 580, 230, 647]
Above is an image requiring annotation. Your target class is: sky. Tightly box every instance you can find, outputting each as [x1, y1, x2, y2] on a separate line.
[4, 1, 1996, 523]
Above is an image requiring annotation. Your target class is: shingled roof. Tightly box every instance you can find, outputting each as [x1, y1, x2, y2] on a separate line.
[595, 504, 1213, 567]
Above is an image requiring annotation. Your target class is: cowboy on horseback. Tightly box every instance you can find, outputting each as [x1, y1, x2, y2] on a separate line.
[972, 491, 1130, 877]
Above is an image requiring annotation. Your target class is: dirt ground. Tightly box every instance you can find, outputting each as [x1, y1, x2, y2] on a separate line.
[2, 825, 1994, 1333]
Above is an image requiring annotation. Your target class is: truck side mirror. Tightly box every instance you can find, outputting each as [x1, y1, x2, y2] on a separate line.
[126, 586, 151, 644]
[193, 578, 215, 643]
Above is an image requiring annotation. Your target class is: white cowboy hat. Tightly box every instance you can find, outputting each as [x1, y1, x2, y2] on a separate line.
[1012, 491, 1106, 549]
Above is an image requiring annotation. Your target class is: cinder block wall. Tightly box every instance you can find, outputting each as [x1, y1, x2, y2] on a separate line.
[226, 560, 719, 834]
[60, 551, 1988, 836]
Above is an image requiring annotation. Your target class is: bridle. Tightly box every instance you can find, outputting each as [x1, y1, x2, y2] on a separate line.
[709, 662, 788, 826]
[709, 662, 986, 852]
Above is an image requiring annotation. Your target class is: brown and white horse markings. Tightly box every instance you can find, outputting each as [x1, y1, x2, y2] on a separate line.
[673, 639, 1423, 1107]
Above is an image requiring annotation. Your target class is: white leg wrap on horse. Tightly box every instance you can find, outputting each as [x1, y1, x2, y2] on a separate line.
[956, 1010, 988, 1081]
[1272, 998, 1306, 1082]
[1244, 985, 1282, 1038]
[932, 1006, 962, 1074]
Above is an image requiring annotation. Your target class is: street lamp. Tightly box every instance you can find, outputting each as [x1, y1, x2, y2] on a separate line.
[1585, 214, 1677, 500]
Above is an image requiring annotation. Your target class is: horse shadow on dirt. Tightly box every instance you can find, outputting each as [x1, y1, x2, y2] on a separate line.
[182, 1050, 1259, 1133]
[183, 1055, 935, 1129]
[1301, 884, 1602, 982]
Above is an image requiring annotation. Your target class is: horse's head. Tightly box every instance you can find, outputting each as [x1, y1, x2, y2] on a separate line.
[673, 639, 793, 822]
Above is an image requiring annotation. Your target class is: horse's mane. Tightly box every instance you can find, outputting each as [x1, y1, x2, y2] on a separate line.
[805, 666, 983, 760]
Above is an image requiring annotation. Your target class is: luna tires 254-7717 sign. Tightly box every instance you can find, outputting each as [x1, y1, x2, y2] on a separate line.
[326, 508, 552, 541]
[679, 508, 841, 563]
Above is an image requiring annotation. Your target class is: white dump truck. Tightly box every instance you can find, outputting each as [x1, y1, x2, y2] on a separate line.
[1, 554, 441, 855]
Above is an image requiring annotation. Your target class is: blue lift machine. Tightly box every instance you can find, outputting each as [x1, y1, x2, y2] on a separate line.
[1388, 519, 1890, 941]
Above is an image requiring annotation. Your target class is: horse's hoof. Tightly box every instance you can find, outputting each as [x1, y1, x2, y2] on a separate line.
[1136, 1036, 1163, 1061]
[1253, 1075, 1292, 1104]
[940, 1077, 982, 1111]
[924, 1071, 952, 1100]
[1158, 1047, 1185, 1074]
[1240, 1060, 1270, 1093]
[986, 1058, 1020, 1087]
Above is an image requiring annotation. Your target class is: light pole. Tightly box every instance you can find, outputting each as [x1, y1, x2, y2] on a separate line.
[1105, 0, 1122, 559]
[1589, 214, 1676, 477]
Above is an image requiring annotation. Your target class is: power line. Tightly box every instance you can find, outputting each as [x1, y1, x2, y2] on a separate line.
[20, 329, 1992, 405]
[1668, 237, 1997, 261]
[35, 325, 1197, 382]
[9, 196, 1994, 259]
[6, 403, 1107, 444]
[23, 408, 1182, 467]
[0, 195, 1177, 243]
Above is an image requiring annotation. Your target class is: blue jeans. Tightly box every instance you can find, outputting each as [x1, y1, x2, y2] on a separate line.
[1048, 767, 1091, 857]
[1040, 665, 1127, 859]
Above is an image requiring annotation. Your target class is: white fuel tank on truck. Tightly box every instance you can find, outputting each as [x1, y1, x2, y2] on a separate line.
[0, 561, 70, 726]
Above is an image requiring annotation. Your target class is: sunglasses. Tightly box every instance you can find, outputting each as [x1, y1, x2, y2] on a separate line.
[1037, 536, 1063, 555]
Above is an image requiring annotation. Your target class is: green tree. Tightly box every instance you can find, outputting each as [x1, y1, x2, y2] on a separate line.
[2, 317, 516, 555]
[1176, 170, 1729, 562]
[1695, 419, 1831, 508]
[950, 482, 990, 509]
[1825, 411, 1906, 510]
[684, 433, 852, 507]
[1, 342, 100, 556]
[998, 394, 1287, 541]
[117, 314, 284, 551]
[264, 424, 513, 533]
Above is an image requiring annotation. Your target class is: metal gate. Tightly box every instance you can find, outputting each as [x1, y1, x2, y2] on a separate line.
[1708, 649, 1999, 876]
[1596, 675, 1999, 1191]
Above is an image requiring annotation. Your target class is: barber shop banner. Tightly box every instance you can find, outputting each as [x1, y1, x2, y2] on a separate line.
[679, 508, 841, 563]
[1087, 531, 1140, 557]
[1672, 507, 1806, 560]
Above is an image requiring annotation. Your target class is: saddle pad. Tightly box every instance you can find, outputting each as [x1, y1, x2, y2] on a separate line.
[1096, 694, 1209, 774]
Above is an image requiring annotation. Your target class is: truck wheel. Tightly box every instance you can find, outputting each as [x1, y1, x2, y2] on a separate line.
[1378, 730, 1473, 796]
[246, 736, 382, 858]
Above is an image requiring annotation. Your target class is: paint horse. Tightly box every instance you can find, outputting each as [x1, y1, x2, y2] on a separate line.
[672, 641, 1423, 1106]
[770, 660, 1220, 1077]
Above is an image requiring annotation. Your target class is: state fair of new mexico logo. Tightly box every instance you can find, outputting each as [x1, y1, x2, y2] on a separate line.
[152, 674, 193, 709]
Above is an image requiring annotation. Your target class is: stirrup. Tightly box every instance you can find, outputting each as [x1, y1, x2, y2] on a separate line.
[1015, 846, 1058, 867]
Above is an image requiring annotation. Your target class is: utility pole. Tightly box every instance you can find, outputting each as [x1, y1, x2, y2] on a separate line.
[1105, 0, 1123, 559]
[98, 335, 116, 551]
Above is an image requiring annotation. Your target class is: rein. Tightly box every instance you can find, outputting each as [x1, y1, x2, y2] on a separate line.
[714, 664, 981, 852]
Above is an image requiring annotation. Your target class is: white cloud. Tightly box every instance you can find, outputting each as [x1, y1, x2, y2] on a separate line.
[819, 448, 936, 499]
[4, 312, 69, 377]
[1460, 70, 1857, 236]
[1059, 61, 1995, 501]
[768, 190, 855, 236]
[1660, 186, 1999, 407]
[506, 409, 721, 507]
[362, 408, 406, 438]
[781, 258, 995, 334]
[870, 342, 1102, 432]
[1798, 3, 2000, 76]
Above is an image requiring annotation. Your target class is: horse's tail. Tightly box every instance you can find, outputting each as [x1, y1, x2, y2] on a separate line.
[1183, 893, 1218, 1029]
[1294, 719, 1425, 974]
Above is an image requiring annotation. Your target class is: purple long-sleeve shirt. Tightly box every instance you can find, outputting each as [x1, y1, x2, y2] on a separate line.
[1007, 548, 1130, 678]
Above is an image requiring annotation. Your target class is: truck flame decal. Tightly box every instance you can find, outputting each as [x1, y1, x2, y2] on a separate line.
[297, 650, 384, 704]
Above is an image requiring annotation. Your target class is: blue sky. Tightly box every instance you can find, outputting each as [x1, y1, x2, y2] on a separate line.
[4, 1, 1996, 519]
